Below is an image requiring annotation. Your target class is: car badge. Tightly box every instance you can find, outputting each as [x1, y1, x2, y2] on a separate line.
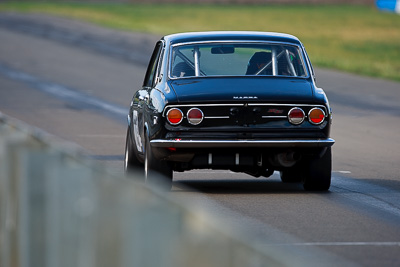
[268, 108, 284, 114]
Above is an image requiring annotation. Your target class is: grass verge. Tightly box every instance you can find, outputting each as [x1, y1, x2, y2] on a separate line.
[1, 2, 399, 81]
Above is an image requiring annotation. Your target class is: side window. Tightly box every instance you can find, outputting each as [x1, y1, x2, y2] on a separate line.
[303, 47, 314, 78]
[143, 41, 163, 88]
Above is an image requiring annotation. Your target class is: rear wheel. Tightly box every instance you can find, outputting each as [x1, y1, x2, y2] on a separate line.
[302, 147, 332, 191]
[124, 128, 144, 181]
[144, 134, 173, 190]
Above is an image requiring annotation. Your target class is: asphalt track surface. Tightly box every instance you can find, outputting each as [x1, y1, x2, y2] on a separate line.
[1, 13, 400, 266]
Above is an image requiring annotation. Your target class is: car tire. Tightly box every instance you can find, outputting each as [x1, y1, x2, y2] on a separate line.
[302, 147, 332, 191]
[124, 128, 145, 181]
[144, 134, 173, 190]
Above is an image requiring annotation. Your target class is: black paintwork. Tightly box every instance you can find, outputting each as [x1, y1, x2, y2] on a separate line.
[169, 77, 314, 103]
[163, 31, 303, 47]
[127, 31, 333, 174]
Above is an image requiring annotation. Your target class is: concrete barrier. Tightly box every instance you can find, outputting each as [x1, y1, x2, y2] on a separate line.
[0, 113, 285, 267]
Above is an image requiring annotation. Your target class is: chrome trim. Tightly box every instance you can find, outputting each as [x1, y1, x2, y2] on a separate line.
[248, 103, 327, 112]
[151, 138, 335, 148]
[163, 103, 328, 117]
[235, 153, 240, 165]
[171, 40, 300, 48]
[162, 104, 244, 117]
[168, 103, 244, 107]
[153, 116, 158, 125]
[262, 116, 287, 119]
[204, 116, 230, 119]
[308, 107, 326, 125]
[166, 103, 327, 108]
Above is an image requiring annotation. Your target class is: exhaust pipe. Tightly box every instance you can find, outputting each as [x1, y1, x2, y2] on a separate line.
[273, 151, 301, 168]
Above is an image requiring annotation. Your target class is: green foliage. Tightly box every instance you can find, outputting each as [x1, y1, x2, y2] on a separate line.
[1, 2, 399, 81]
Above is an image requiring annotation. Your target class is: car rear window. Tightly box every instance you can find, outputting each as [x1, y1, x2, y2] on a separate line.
[170, 42, 308, 78]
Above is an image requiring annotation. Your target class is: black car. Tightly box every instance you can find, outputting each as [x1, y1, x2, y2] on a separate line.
[124, 31, 334, 191]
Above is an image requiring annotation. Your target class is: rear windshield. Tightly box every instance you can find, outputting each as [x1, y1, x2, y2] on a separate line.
[170, 42, 308, 78]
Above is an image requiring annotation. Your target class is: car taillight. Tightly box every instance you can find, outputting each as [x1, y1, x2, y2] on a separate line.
[308, 108, 325, 125]
[288, 107, 305, 125]
[167, 108, 183, 125]
[187, 108, 204, 125]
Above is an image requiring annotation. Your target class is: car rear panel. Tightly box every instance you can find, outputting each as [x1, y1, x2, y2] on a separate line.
[169, 77, 314, 103]
[162, 103, 330, 139]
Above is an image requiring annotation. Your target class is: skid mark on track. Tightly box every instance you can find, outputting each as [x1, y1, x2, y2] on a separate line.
[331, 176, 400, 218]
[0, 63, 127, 121]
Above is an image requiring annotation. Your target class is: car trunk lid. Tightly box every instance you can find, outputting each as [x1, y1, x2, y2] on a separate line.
[169, 77, 314, 103]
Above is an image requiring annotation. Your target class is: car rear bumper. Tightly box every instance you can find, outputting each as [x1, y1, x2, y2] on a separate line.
[150, 138, 335, 148]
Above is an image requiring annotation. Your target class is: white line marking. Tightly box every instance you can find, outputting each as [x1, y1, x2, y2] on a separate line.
[0, 63, 127, 117]
[271, 242, 400, 247]
[333, 170, 352, 174]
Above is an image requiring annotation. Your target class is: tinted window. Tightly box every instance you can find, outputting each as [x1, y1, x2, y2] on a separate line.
[171, 43, 308, 78]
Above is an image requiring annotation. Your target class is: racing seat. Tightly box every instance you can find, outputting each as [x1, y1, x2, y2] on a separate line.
[278, 58, 291, 76]
[246, 52, 273, 75]
[172, 62, 195, 77]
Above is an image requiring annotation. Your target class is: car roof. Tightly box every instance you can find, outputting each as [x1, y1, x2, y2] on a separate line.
[162, 31, 302, 45]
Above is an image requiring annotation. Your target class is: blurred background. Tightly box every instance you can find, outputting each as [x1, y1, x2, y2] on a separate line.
[1, 0, 399, 81]
[1, 1, 400, 267]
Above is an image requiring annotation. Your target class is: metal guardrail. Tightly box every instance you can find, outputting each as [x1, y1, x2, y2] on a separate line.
[0, 113, 284, 267]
